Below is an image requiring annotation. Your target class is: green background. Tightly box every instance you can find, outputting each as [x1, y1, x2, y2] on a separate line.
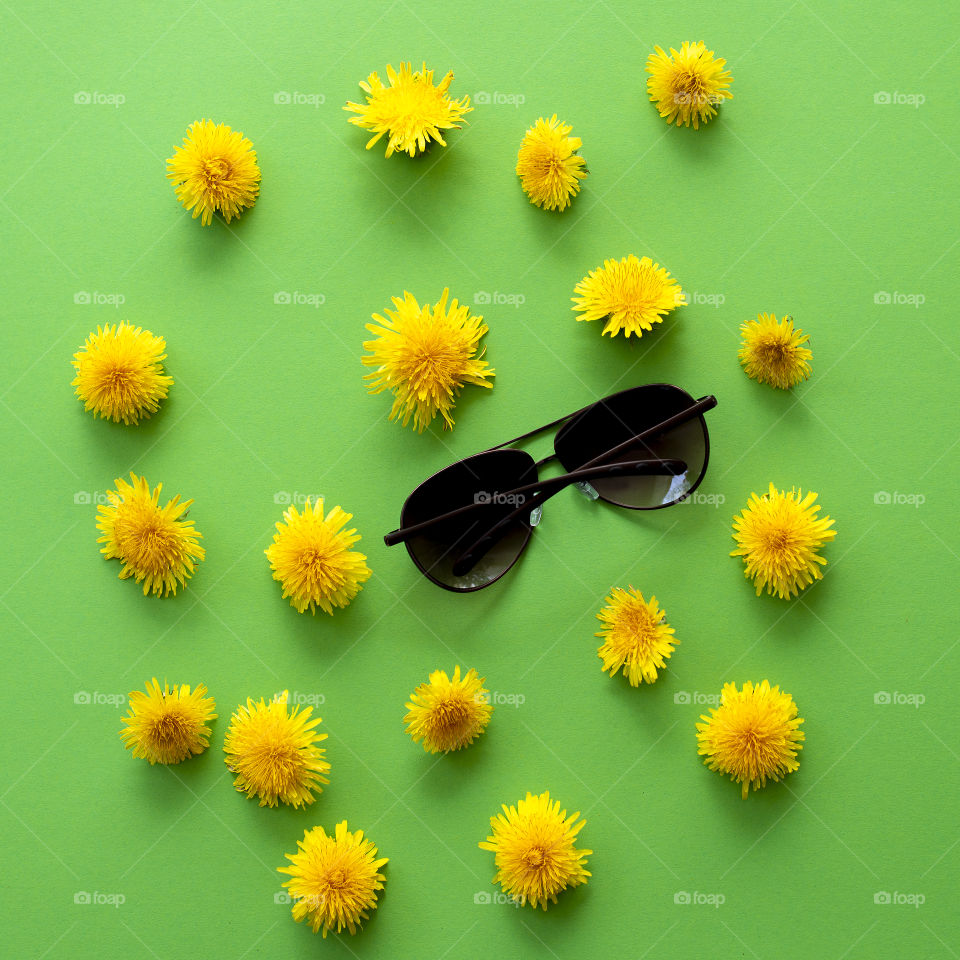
[2, 0, 958, 956]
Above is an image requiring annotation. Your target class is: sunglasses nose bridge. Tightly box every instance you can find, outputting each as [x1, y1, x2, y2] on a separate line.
[575, 480, 600, 501]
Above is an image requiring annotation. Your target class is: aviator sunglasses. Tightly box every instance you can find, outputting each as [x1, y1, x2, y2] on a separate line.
[384, 383, 718, 592]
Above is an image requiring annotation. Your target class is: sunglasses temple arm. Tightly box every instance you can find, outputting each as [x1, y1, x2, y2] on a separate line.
[579, 395, 718, 471]
[383, 458, 686, 548]
[446, 458, 688, 577]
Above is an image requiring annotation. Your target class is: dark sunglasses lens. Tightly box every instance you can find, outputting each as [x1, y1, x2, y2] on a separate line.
[554, 385, 707, 508]
[401, 450, 538, 591]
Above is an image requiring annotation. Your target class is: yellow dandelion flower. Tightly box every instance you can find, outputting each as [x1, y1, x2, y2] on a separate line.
[739, 313, 812, 389]
[223, 691, 329, 808]
[119, 678, 216, 765]
[96, 473, 204, 597]
[362, 288, 494, 431]
[696, 680, 805, 798]
[596, 587, 677, 686]
[646, 41, 733, 129]
[265, 498, 371, 614]
[572, 254, 685, 338]
[404, 666, 492, 753]
[516, 114, 587, 212]
[166, 119, 260, 226]
[72, 323, 173, 425]
[345, 62, 472, 157]
[279, 821, 388, 938]
[731, 482, 837, 599]
[479, 791, 591, 910]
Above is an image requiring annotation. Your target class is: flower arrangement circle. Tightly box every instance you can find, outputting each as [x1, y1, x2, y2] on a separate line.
[516, 114, 587, 212]
[731, 482, 837, 598]
[278, 821, 388, 937]
[72, 323, 173, 424]
[345, 62, 472, 157]
[362, 288, 494, 431]
[646, 41, 733, 129]
[96, 473, 205, 597]
[696, 680, 805, 797]
[166, 119, 260, 225]
[479, 791, 591, 910]
[223, 691, 329, 808]
[119, 678, 216, 765]
[596, 586, 677, 686]
[404, 665, 493, 753]
[739, 313, 812, 389]
[265, 498, 371, 614]
[572, 254, 686, 338]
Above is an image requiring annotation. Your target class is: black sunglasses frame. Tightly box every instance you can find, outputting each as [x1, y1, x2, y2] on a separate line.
[385, 383, 718, 592]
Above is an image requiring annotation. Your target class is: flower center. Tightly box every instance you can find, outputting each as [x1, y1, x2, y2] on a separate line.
[765, 526, 794, 553]
[434, 698, 469, 728]
[735, 723, 778, 766]
[201, 156, 232, 184]
[116, 518, 177, 567]
[674, 70, 706, 101]
[523, 846, 549, 868]
[299, 548, 333, 577]
[265, 742, 297, 763]
[326, 867, 348, 890]
[150, 711, 189, 744]
[757, 339, 789, 364]
[616, 606, 658, 653]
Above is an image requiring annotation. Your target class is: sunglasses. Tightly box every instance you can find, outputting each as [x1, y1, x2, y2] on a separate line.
[384, 383, 718, 592]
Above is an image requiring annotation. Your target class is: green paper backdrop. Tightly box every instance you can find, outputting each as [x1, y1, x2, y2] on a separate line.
[2, 1, 958, 957]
